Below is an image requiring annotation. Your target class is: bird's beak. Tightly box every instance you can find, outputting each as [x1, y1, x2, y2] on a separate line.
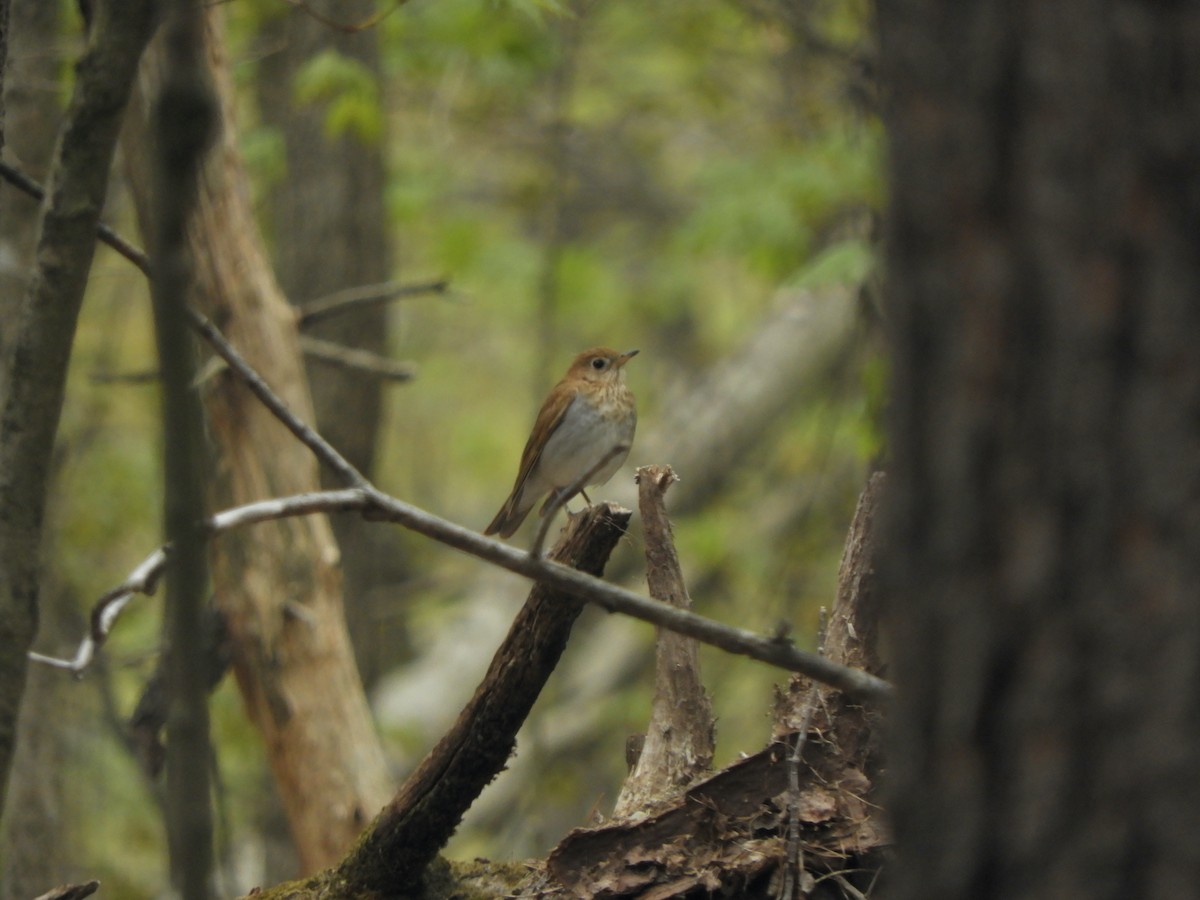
[615, 349, 639, 368]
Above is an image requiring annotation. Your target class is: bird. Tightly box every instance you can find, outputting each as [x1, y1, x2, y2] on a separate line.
[485, 347, 639, 539]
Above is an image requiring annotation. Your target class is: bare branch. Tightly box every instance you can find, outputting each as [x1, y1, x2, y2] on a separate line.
[339, 503, 629, 894]
[277, 0, 408, 34]
[35, 484, 892, 702]
[183, 305, 369, 489]
[297, 278, 449, 327]
[32, 881, 100, 900]
[29, 491, 364, 674]
[89, 338, 418, 385]
[0, 159, 152, 275]
[298, 336, 417, 382]
[4, 163, 892, 705]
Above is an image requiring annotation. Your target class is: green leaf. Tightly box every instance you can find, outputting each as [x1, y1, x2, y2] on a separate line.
[293, 49, 384, 145]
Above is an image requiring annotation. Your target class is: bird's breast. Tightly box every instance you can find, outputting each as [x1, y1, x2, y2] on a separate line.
[538, 389, 636, 488]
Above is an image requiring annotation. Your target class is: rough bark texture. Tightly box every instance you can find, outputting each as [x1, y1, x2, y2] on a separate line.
[613, 465, 714, 819]
[545, 474, 888, 899]
[0, 0, 57, 372]
[0, 0, 157, 816]
[124, 8, 392, 873]
[879, 3, 1200, 898]
[245, 504, 631, 899]
[255, 1, 400, 689]
[0, 1, 75, 894]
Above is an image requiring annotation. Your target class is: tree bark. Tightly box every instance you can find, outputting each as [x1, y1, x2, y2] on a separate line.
[547, 475, 888, 898]
[879, 3, 1200, 898]
[613, 465, 714, 819]
[0, 0, 57, 372]
[123, 7, 392, 873]
[241, 504, 631, 899]
[149, 2, 219, 895]
[255, 1, 400, 689]
[0, 2, 77, 894]
[0, 0, 157, 817]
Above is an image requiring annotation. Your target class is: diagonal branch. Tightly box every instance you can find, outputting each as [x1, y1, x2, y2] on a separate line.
[35, 485, 892, 702]
[3, 162, 892, 705]
[337, 503, 630, 894]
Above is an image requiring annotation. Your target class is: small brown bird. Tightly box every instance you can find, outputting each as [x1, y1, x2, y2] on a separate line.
[485, 347, 639, 539]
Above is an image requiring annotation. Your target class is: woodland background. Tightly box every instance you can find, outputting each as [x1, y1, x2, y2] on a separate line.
[0, 0, 881, 895]
[9, 1, 1194, 898]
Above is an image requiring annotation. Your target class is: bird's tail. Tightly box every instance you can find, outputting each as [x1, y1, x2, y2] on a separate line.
[484, 492, 534, 538]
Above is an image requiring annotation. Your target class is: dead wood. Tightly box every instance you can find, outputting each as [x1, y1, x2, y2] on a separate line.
[31, 881, 99, 900]
[613, 465, 715, 818]
[329, 503, 631, 896]
[546, 473, 889, 899]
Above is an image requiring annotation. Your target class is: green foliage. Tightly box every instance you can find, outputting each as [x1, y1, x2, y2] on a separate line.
[35, 0, 887, 891]
[293, 49, 385, 144]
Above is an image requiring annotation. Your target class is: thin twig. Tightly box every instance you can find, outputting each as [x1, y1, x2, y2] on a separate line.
[278, 0, 407, 34]
[4, 161, 893, 704]
[299, 335, 417, 381]
[29, 491, 365, 673]
[32, 881, 101, 900]
[33, 486, 893, 702]
[778, 607, 829, 900]
[91, 338, 419, 385]
[297, 278, 449, 327]
[183, 306, 369, 489]
[530, 444, 627, 558]
[831, 873, 870, 900]
[0, 160, 152, 275]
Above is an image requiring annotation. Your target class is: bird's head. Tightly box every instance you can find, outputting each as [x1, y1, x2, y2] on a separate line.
[568, 347, 639, 384]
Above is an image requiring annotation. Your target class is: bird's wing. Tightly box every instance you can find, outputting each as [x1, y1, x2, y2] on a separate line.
[509, 388, 578, 506]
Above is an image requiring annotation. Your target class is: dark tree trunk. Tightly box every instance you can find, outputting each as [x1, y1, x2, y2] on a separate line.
[0, 4, 78, 894]
[0, 0, 158, 820]
[879, 3, 1200, 899]
[255, 1, 401, 689]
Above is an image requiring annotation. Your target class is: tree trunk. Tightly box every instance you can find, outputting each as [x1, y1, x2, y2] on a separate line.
[0, 2, 76, 894]
[123, 8, 392, 874]
[254, 1, 401, 690]
[0, 0, 158, 818]
[878, 3, 1200, 898]
[0, 0, 57, 371]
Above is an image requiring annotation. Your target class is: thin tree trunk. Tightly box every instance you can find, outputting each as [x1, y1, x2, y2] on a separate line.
[123, 7, 392, 873]
[0, 0, 56, 372]
[0, 0, 158, 817]
[0, 2, 75, 894]
[879, 3, 1200, 898]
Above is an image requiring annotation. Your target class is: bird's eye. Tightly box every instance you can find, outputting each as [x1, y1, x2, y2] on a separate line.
[591, 358, 607, 370]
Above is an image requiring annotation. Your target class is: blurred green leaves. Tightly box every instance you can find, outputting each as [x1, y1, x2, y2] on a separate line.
[293, 49, 385, 144]
[39, 0, 888, 884]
